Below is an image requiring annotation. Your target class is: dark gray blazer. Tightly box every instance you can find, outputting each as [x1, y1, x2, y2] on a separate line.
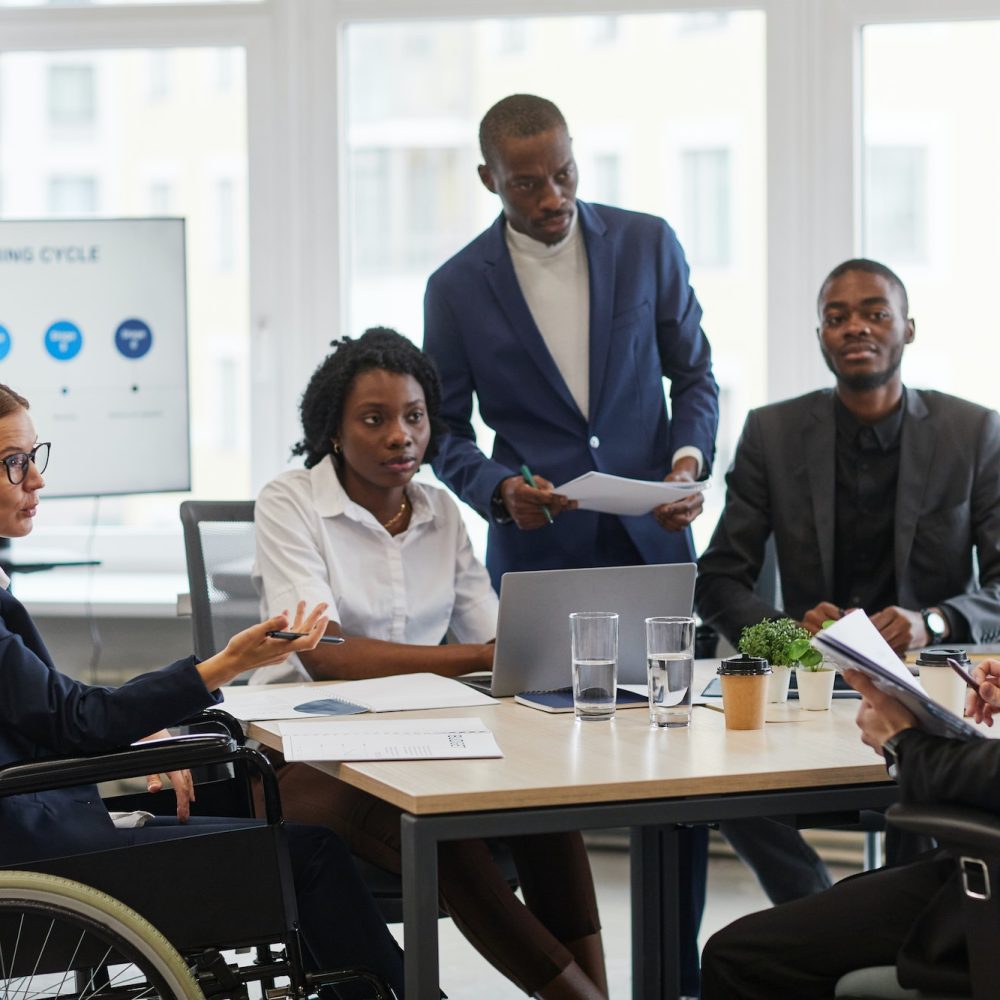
[696, 388, 1000, 646]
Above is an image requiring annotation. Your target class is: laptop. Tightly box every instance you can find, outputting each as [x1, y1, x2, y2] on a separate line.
[474, 563, 696, 698]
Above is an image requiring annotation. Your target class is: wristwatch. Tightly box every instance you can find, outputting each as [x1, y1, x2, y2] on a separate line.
[921, 607, 948, 645]
[881, 730, 908, 779]
[490, 483, 513, 525]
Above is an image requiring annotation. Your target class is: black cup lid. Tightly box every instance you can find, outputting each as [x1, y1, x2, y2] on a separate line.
[915, 646, 969, 666]
[718, 654, 772, 676]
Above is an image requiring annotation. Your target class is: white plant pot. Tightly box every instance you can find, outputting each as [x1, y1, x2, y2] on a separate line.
[768, 666, 792, 703]
[796, 667, 836, 711]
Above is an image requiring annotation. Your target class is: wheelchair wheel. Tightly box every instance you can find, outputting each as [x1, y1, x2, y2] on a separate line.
[0, 870, 203, 1000]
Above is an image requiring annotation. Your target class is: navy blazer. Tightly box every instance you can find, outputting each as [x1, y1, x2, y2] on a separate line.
[424, 200, 719, 584]
[0, 586, 216, 865]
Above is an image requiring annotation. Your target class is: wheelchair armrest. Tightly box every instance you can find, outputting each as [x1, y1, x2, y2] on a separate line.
[0, 737, 284, 823]
[174, 707, 247, 744]
[887, 803, 1000, 856]
[0, 735, 236, 795]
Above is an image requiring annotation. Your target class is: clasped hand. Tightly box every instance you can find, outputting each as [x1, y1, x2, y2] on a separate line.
[800, 603, 926, 654]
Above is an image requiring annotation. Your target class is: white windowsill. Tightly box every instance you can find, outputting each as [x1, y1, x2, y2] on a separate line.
[13, 567, 189, 619]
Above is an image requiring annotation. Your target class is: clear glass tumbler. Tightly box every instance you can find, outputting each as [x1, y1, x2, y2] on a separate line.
[569, 611, 619, 721]
[645, 616, 696, 728]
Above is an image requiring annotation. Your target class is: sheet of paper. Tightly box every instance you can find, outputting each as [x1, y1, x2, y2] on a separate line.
[554, 471, 708, 517]
[814, 611, 922, 692]
[813, 610, 982, 742]
[221, 673, 497, 721]
[278, 716, 503, 761]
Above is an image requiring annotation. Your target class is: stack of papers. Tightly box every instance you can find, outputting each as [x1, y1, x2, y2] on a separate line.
[813, 611, 982, 741]
[555, 471, 708, 517]
[221, 672, 498, 721]
[278, 716, 503, 761]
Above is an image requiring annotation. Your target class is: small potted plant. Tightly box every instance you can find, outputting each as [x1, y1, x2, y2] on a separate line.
[788, 634, 836, 711]
[738, 618, 824, 704]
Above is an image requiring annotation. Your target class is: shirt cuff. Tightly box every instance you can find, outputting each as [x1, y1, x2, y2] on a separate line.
[671, 447, 704, 479]
[490, 481, 514, 525]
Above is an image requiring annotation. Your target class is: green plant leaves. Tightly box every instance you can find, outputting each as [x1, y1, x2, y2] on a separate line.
[738, 617, 822, 668]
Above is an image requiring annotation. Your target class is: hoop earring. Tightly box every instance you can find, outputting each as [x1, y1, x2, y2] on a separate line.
[332, 442, 342, 455]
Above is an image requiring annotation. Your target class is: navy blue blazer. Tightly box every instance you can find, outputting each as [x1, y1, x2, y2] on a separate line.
[0, 586, 216, 865]
[424, 200, 719, 584]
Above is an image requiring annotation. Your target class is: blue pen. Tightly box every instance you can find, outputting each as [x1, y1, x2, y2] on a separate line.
[520, 464, 554, 524]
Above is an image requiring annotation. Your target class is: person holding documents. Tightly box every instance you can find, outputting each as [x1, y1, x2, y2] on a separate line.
[0, 382, 406, 998]
[697, 258, 1000, 907]
[701, 661, 1000, 998]
[253, 330, 608, 1000]
[423, 93, 718, 995]
[423, 94, 719, 587]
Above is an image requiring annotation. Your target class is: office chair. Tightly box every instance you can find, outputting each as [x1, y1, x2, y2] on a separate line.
[179, 499, 517, 923]
[180, 499, 260, 663]
[0, 728, 392, 1000]
[834, 800, 1000, 1000]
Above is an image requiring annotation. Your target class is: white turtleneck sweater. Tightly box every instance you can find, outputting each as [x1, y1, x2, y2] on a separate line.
[506, 212, 590, 418]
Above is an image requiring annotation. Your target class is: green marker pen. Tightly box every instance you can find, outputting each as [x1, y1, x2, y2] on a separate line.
[520, 464, 554, 525]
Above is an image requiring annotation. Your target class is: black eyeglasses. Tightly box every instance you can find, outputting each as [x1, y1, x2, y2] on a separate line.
[2, 442, 50, 486]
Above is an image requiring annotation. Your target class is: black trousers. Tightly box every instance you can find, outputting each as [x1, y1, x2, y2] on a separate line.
[127, 817, 405, 998]
[701, 853, 958, 999]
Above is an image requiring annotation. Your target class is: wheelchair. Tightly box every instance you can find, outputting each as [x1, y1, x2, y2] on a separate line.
[0, 715, 393, 1000]
[0, 869, 202, 1000]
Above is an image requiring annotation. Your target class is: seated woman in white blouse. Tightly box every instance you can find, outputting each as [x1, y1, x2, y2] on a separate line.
[253, 328, 608, 1000]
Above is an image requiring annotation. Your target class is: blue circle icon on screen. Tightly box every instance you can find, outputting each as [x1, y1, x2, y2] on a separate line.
[115, 318, 153, 359]
[44, 321, 83, 361]
[0, 326, 10, 362]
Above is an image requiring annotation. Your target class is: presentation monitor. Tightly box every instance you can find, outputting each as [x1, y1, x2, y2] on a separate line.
[0, 218, 190, 498]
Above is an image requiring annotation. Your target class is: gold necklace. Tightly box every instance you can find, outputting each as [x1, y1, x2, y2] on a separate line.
[382, 493, 409, 530]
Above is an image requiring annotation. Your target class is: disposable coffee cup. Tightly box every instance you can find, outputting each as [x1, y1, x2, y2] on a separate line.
[718, 655, 772, 731]
[916, 647, 970, 718]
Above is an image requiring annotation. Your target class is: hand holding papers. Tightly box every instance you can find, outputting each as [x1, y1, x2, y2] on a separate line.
[278, 717, 502, 762]
[221, 672, 498, 722]
[555, 471, 708, 517]
[812, 611, 983, 741]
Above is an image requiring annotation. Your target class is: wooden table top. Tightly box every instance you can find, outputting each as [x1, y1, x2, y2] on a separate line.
[247, 664, 891, 815]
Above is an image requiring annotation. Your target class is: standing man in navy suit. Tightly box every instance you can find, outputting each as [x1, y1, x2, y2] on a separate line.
[424, 93, 719, 997]
[424, 93, 719, 587]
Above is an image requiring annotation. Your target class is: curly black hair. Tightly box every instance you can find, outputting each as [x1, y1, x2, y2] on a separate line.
[292, 327, 447, 470]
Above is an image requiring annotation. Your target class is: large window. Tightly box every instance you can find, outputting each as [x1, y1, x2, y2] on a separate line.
[1, 0, 996, 595]
[862, 19, 1000, 409]
[344, 11, 766, 553]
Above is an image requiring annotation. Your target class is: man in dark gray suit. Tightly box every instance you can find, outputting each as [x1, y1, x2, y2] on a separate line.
[697, 257, 1000, 904]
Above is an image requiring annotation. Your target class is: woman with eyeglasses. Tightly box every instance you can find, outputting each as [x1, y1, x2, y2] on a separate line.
[253, 328, 608, 1000]
[0, 382, 406, 998]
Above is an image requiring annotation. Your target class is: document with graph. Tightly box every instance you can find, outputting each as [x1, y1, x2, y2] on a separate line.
[277, 716, 503, 762]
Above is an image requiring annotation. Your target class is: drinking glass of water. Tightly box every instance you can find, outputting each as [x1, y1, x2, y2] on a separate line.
[569, 612, 619, 722]
[645, 616, 696, 728]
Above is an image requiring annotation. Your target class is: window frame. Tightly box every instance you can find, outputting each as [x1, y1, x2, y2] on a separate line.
[1, 0, 998, 574]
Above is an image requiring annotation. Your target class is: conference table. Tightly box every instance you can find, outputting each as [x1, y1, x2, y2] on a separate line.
[249, 666, 896, 1000]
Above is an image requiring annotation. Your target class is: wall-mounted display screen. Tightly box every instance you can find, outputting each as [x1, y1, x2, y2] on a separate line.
[0, 218, 189, 497]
